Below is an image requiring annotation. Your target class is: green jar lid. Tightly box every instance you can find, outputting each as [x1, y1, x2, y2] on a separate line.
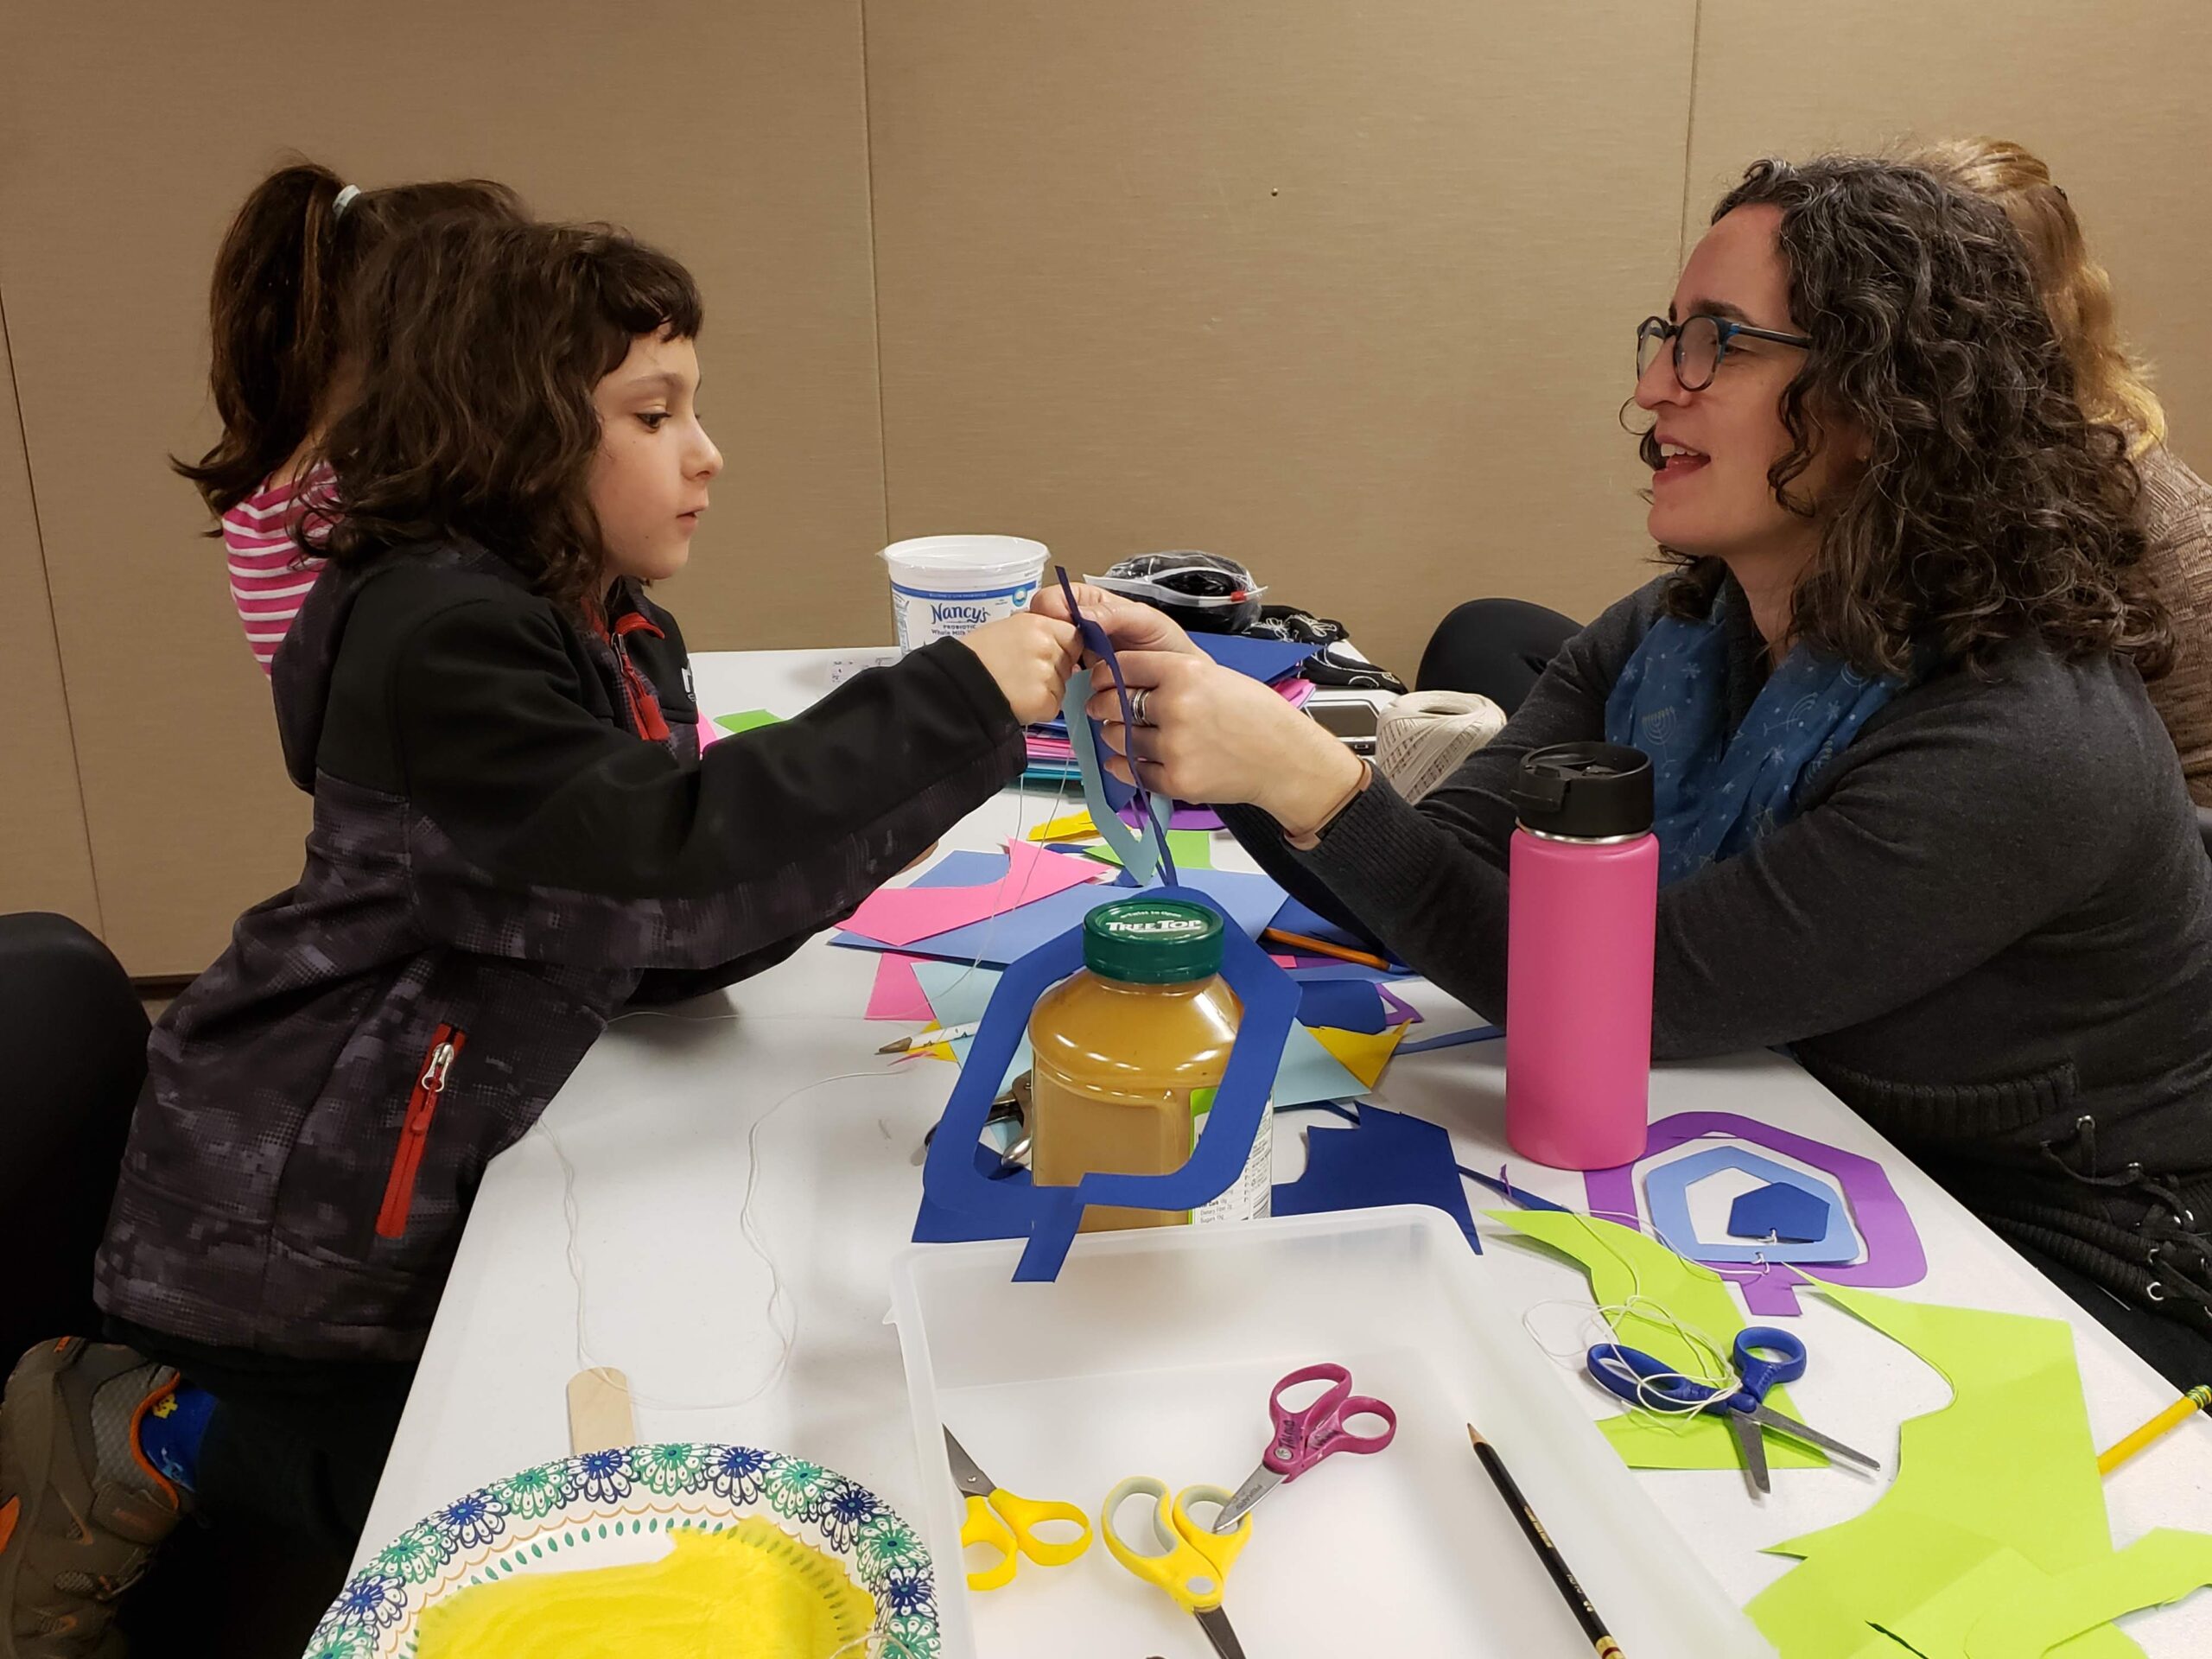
[1082, 898, 1224, 985]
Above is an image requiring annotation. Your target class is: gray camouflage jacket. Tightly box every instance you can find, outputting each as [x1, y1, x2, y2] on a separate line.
[98, 543, 1020, 1362]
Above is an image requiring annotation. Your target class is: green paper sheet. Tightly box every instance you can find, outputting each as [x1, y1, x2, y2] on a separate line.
[1079, 829, 1215, 870]
[1967, 1529, 2212, 1657]
[1746, 1285, 2166, 1659]
[714, 709, 782, 735]
[1491, 1211, 1823, 1471]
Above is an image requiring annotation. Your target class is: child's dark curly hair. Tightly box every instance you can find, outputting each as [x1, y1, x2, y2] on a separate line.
[307, 216, 702, 618]
[1649, 155, 2171, 682]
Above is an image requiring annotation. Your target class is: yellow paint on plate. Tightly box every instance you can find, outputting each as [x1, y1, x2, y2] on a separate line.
[415, 1519, 874, 1658]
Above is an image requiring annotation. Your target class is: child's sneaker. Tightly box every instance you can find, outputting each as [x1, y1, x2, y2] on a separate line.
[0, 1340, 188, 1658]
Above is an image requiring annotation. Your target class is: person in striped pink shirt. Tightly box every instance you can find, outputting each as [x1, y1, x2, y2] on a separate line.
[175, 162, 524, 676]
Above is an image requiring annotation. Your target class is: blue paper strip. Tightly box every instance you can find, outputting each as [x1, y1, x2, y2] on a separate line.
[1642, 1147, 1858, 1266]
[918, 885, 1300, 1280]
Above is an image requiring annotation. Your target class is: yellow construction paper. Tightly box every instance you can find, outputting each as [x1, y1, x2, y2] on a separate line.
[416, 1521, 873, 1658]
[1967, 1529, 2212, 1657]
[1308, 1022, 1410, 1090]
[1747, 1285, 2186, 1659]
[1026, 810, 1098, 842]
[1491, 1211, 1823, 1471]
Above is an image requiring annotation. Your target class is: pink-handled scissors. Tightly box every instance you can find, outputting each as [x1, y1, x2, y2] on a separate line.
[1211, 1362, 1398, 1533]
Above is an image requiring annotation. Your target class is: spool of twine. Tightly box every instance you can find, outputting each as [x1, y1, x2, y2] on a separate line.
[1376, 690, 1508, 802]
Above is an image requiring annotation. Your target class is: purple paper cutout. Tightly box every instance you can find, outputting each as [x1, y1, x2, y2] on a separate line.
[1377, 986, 1423, 1027]
[1121, 802, 1224, 832]
[1582, 1110, 1927, 1316]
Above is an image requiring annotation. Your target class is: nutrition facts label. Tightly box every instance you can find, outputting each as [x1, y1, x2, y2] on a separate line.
[1192, 1098, 1274, 1224]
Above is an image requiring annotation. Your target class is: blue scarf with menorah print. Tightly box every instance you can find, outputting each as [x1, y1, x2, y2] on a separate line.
[1605, 586, 1899, 886]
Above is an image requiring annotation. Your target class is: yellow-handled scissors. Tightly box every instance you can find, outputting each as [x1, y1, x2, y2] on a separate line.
[1100, 1477, 1253, 1659]
[944, 1427, 1092, 1592]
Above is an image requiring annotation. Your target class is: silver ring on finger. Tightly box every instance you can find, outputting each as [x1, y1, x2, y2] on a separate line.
[1128, 686, 1155, 727]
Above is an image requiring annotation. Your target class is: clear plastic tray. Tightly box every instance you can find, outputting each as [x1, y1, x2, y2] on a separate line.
[890, 1205, 1773, 1657]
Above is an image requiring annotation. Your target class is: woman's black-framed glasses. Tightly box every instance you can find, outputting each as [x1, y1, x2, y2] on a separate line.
[1637, 314, 1813, 391]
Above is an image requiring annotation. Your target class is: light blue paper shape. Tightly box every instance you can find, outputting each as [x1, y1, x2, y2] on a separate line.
[1642, 1146, 1858, 1265]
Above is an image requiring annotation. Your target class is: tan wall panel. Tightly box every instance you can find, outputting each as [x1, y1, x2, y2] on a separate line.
[0, 296, 101, 931]
[1685, 0, 2212, 477]
[863, 0, 1699, 679]
[0, 3, 886, 976]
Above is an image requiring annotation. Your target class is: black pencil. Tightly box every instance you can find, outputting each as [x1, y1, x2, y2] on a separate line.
[1465, 1424, 1625, 1659]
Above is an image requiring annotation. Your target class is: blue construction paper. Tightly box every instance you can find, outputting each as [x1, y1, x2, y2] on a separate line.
[1060, 662, 1163, 883]
[830, 852, 1285, 965]
[1057, 569, 1179, 887]
[1274, 1105, 1479, 1250]
[1729, 1181, 1831, 1244]
[1268, 895, 1388, 954]
[1192, 632, 1324, 683]
[919, 886, 1298, 1279]
[1643, 1147, 1859, 1266]
[1285, 963, 1407, 984]
[1296, 979, 1389, 1033]
[1397, 1023, 1504, 1054]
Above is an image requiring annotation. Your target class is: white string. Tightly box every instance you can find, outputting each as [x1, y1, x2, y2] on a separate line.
[535, 756, 1074, 1424]
[1514, 1208, 1742, 1429]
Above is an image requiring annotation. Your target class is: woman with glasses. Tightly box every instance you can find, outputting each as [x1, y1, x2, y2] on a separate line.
[1040, 155, 2212, 1382]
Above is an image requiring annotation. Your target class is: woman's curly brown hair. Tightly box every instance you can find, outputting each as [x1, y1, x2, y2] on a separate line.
[1649, 156, 2171, 682]
[305, 216, 702, 617]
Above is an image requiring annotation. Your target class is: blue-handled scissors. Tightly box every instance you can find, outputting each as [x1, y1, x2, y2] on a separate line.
[1585, 1325, 1881, 1497]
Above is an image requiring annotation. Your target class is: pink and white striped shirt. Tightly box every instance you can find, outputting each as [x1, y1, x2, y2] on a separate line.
[221, 463, 335, 676]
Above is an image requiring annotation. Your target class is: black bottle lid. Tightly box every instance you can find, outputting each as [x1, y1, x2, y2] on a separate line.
[1510, 741, 1654, 840]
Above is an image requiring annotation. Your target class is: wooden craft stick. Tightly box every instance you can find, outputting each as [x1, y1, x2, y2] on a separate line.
[567, 1366, 637, 1454]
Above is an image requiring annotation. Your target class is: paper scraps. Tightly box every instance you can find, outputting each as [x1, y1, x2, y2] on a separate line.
[1083, 828, 1217, 870]
[1491, 1211, 1823, 1471]
[1308, 1021, 1411, 1090]
[712, 709, 782, 735]
[863, 953, 935, 1021]
[1748, 1285, 2212, 1658]
[831, 851, 1287, 966]
[1275, 1104, 1479, 1249]
[840, 839, 1106, 949]
[1584, 1113, 1927, 1315]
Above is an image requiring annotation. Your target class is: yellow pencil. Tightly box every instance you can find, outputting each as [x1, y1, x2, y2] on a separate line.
[2097, 1383, 2212, 1476]
[1261, 927, 1391, 973]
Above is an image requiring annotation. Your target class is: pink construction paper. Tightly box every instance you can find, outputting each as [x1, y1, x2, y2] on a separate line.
[865, 953, 935, 1021]
[695, 713, 720, 751]
[841, 839, 1105, 949]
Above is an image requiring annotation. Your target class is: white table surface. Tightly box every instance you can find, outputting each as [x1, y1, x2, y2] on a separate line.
[358, 646, 2212, 1652]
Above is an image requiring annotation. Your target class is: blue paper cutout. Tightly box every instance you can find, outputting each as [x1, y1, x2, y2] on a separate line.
[1192, 632, 1325, 684]
[1642, 1147, 1858, 1266]
[1397, 1024, 1504, 1055]
[1297, 979, 1389, 1033]
[1057, 568, 1178, 887]
[1274, 1104, 1479, 1249]
[1728, 1181, 1831, 1244]
[1283, 963, 1408, 984]
[918, 885, 1300, 1281]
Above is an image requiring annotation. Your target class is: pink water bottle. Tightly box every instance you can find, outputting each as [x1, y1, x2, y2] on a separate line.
[1504, 741, 1657, 1169]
